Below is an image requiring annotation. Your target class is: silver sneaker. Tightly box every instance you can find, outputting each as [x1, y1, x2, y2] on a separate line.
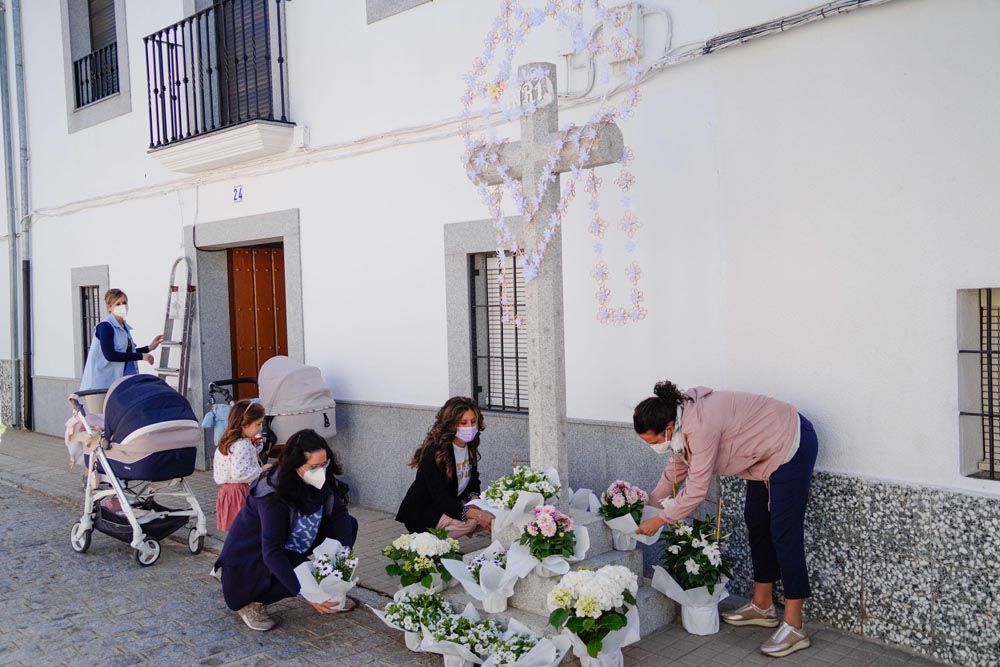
[237, 602, 276, 632]
[721, 602, 780, 627]
[760, 622, 810, 658]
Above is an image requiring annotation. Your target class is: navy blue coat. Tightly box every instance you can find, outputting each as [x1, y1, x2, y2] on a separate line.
[217, 470, 357, 611]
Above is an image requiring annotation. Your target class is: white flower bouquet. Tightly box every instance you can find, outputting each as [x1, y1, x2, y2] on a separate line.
[383, 529, 463, 592]
[597, 480, 662, 551]
[371, 590, 452, 651]
[420, 603, 504, 667]
[292, 538, 359, 607]
[468, 466, 561, 530]
[443, 541, 528, 613]
[546, 565, 641, 667]
[507, 505, 590, 578]
[651, 514, 731, 635]
[480, 619, 573, 667]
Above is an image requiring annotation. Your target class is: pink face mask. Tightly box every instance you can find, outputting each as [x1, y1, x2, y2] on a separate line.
[455, 426, 479, 443]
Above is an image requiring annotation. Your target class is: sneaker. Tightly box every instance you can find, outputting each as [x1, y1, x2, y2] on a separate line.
[237, 602, 276, 632]
[209, 565, 222, 582]
[760, 622, 811, 658]
[721, 602, 780, 627]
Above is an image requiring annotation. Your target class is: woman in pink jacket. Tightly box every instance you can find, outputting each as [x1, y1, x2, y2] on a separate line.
[633, 381, 818, 659]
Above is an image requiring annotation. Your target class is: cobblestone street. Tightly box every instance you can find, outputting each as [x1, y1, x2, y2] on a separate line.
[0, 430, 942, 666]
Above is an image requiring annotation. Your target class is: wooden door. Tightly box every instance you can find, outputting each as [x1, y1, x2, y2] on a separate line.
[228, 244, 288, 399]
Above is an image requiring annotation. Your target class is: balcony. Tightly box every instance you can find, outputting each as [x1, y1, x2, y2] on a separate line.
[73, 42, 120, 108]
[144, 0, 294, 172]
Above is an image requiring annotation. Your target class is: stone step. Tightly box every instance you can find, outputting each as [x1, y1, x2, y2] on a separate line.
[441, 577, 677, 639]
[508, 549, 642, 612]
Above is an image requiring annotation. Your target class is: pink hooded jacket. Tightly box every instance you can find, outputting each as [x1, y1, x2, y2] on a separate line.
[650, 387, 799, 524]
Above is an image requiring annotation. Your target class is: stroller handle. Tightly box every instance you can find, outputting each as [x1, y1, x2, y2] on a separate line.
[209, 377, 258, 388]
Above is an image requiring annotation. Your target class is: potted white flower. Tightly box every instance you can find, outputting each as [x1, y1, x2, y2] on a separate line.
[420, 603, 504, 667]
[651, 514, 731, 635]
[546, 565, 641, 667]
[467, 466, 561, 530]
[443, 541, 525, 613]
[481, 619, 573, 667]
[383, 529, 463, 593]
[372, 590, 451, 651]
[293, 538, 359, 608]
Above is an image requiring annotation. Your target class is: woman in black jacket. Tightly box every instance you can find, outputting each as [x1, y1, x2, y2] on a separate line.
[396, 396, 494, 537]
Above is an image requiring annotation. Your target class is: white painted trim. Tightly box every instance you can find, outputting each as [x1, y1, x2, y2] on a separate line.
[150, 121, 296, 173]
[119, 419, 200, 446]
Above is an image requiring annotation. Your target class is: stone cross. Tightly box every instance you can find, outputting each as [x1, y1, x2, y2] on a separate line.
[478, 62, 624, 488]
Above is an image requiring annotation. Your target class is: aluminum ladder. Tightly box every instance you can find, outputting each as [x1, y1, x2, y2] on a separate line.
[156, 257, 196, 397]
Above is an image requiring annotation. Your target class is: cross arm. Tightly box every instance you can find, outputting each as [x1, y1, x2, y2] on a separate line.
[479, 122, 624, 185]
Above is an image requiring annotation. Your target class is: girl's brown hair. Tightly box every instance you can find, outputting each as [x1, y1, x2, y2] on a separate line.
[217, 400, 266, 455]
[409, 396, 485, 479]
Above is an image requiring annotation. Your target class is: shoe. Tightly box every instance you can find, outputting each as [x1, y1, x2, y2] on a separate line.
[209, 565, 222, 582]
[760, 622, 811, 658]
[721, 602, 780, 627]
[237, 602, 276, 632]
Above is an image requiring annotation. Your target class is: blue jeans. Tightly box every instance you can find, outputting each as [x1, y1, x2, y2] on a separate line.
[744, 414, 818, 599]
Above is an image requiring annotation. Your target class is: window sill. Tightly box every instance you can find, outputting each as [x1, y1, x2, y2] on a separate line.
[148, 120, 296, 173]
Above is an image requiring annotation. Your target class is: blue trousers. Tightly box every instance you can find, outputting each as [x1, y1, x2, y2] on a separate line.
[744, 414, 818, 599]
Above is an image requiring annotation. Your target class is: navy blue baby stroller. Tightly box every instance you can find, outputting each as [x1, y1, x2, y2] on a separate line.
[67, 375, 207, 566]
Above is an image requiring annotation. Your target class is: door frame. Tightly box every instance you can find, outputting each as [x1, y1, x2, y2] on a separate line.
[183, 208, 303, 468]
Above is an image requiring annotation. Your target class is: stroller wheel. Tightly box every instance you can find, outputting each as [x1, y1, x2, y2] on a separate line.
[188, 527, 205, 555]
[135, 539, 161, 567]
[70, 522, 91, 553]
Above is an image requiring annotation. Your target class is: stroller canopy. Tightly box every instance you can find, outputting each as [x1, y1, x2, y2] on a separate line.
[259, 356, 337, 416]
[104, 375, 198, 445]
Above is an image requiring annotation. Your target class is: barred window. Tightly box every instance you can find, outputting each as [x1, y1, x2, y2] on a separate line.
[80, 285, 101, 367]
[469, 252, 528, 413]
[960, 288, 999, 480]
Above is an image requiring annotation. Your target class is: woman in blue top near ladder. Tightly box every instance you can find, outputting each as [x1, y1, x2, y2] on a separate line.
[80, 288, 164, 391]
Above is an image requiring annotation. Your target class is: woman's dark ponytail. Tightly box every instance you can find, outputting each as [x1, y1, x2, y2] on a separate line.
[633, 380, 688, 435]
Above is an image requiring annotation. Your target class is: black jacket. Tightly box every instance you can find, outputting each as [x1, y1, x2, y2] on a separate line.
[395, 442, 481, 533]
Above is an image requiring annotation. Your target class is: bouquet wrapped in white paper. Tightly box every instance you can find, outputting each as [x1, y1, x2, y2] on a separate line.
[506, 506, 590, 578]
[420, 603, 504, 667]
[370, 589, 451, 651]
[383, 529, 463, 592]
[597, 481, 662, 551]
[546, 566, 641, 667]
[650, 514, 731, 635]
[442, 542, 527, 613]
[468, 466, 561, 531]
[292, 539, 358, 607]
[480, 619, 573, 667]
[568, 488, 601, 514]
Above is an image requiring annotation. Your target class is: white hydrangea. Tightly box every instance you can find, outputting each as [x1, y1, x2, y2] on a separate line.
[409, 532, 454, 558]
[392, 534, 414, 550]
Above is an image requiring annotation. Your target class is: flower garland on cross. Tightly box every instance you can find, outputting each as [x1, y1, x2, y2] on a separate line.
[460, 0, 648, 327]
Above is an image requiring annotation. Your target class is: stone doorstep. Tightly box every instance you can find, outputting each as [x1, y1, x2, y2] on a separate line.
[441, 578, 676, 638]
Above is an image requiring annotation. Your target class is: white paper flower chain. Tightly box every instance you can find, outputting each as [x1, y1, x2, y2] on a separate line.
[461, 0, 647, 327]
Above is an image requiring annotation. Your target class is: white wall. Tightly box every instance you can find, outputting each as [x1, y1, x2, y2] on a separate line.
[14, 0, 1000, 496]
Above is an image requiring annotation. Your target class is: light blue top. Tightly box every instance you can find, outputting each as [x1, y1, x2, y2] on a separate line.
[79, 314, 137, 392]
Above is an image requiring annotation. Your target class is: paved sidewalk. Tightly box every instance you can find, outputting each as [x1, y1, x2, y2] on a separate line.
[0, 428, 945, 666]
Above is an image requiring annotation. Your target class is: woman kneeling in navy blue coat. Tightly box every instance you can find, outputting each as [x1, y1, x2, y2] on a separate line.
[216, 429, 358, 631]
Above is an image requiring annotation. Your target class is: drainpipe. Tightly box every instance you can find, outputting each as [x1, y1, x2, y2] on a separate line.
[11, 0, 28, 428]
[0, 1, 21, 428]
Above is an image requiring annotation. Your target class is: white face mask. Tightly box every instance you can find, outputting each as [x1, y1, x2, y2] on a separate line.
[302, 467, 326, 490]
[112, 304, 128, 318]
[649, 440, 671, 455]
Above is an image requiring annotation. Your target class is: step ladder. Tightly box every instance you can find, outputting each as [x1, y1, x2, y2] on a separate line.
[156, 257, 196, 397]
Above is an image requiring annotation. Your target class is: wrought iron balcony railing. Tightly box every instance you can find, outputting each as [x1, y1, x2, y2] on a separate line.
[73, 42, 120, 108]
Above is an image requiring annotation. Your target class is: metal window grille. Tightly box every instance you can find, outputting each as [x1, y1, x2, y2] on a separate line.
[469, 253, 528, 413]
[961, 288, 1000, 480]
[73, 42, 120, 108]
[80, 285, 101, 368]
[978, 289, 999, 479]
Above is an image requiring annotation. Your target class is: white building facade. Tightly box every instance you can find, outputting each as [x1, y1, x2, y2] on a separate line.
[1, 1, 998, 663]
